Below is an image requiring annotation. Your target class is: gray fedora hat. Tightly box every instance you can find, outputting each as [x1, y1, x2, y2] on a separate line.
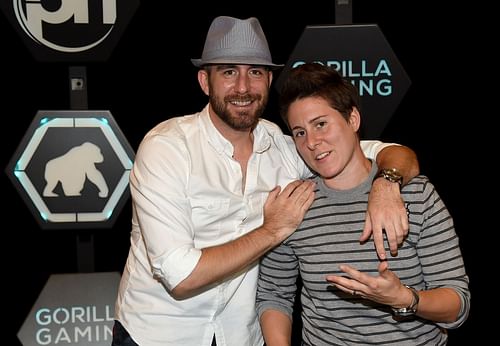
[191, 16, 283, 69]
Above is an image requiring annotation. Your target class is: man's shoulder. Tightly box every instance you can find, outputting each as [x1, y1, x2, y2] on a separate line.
[258, 118, 286, 134]
[146, 112, 201, 138]
[257, 118, 294, 143]
[257, 118, 296, 149]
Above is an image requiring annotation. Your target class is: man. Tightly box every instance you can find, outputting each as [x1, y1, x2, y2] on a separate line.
[256, 63, 469, 345]
[113, 17, 419, 346]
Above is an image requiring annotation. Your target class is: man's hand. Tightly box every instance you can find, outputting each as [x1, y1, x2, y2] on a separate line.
[360, 178, 408, 259]
[262, 179, 315, 244]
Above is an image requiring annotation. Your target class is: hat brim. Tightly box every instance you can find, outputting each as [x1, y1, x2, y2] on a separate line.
[191, 57, 283, 70]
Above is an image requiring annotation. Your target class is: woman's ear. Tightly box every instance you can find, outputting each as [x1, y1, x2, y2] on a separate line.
[349, 107, 361, 132]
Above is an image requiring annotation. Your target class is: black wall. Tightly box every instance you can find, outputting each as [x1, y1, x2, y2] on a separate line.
[3, 2, 485, 345]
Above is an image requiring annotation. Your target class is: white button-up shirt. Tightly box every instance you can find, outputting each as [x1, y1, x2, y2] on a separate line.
[114, 105, 390, 346]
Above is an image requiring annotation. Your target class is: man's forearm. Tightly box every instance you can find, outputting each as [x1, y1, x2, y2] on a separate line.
[171, 226, 276, 299]
[376, 145, 419, 186]
[171, 179, 316, 299]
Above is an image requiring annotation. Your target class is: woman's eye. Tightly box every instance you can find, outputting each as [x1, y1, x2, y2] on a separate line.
[317, 121, 326, 128]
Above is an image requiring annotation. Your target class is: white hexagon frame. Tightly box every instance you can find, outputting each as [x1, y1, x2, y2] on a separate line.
[10, 112, 133, 226]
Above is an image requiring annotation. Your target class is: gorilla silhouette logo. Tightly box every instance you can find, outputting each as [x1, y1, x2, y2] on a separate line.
[43, 142, 109, 198]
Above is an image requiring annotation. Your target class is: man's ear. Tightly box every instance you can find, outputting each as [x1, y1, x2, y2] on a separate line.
[198, 69, 210, 96]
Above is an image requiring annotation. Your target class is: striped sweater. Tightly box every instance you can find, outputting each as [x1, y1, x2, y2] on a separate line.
[256, 163, 470, 345]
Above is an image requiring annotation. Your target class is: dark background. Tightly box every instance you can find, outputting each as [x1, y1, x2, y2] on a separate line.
[2, 1, 485, 345]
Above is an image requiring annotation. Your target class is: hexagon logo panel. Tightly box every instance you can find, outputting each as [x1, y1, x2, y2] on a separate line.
[17, 272, 120, 346]
[0, 0, 140, 61]
[6, 110, 134, 229]
[276, 24, 411, 138]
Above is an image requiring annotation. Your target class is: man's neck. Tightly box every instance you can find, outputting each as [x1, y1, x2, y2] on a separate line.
[208, 108, 254, 155]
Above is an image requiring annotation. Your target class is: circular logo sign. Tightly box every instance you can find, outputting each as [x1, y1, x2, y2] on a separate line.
[1, 0, 140, 61]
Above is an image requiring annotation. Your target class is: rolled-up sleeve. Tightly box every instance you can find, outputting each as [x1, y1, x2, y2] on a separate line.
[413, 178, 471, 329]
[131, 130, 201, 290]
[360, 140, 398, 159]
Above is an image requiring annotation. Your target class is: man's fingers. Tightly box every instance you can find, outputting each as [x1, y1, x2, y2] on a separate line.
[299, 183, 316, 210]
[265, 180, 315, 215]
[399, 212, 409, 242]
[372, 225, 387, 260]
[359, 213, 372, 243]
[282, 179, 313, 196]
[281, 180, 302, 196]
[384, 223, 398, 256]
[280, 180, 315, 205]
[264, 186, 281, 205]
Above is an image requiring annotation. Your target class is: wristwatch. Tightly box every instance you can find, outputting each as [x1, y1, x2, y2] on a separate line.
[391, 285, 419, 317]
[375, 168, 403, 187]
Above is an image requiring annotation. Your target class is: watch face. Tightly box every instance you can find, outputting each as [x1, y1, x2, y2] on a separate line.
[378, 169, 402, 185]
[387, 170, 402, 182]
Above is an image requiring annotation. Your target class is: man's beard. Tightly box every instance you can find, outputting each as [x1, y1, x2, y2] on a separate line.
[209, 93, 268, 131]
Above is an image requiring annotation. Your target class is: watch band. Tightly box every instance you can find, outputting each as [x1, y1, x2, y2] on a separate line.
[391, 285, 419, 317]
[375, 168, 403, 187]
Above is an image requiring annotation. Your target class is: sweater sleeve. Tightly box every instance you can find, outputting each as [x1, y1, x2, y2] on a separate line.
[410, 177, 471, 329]
[256, 242, 299, 319]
